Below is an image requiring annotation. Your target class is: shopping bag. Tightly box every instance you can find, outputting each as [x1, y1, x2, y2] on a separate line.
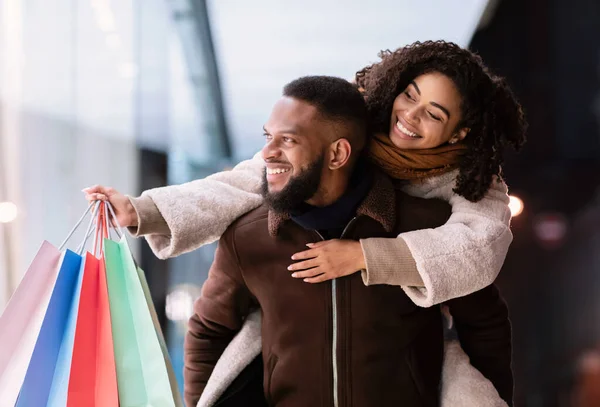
[105, 235, 177, 407]
[68, 200, 118, 406]
[0, 241, 62, 406]
[46, 258, 86, 407]
[16, 249, 83, 406]
[67, 252, 119, 407]
[136, 265, 184, 407]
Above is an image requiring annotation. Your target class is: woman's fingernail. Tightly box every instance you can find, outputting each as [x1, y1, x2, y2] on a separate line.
[306, 243, 314, 247]
[290, 255, 296, 260]
[291, 273, 297, 278]
[287, 266, 293, 270]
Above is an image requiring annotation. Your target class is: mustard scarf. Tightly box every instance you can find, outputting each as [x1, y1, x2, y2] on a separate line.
[368, 133, 467, 180]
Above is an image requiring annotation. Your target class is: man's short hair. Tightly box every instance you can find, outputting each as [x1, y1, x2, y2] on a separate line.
[283, 76, 368, 153]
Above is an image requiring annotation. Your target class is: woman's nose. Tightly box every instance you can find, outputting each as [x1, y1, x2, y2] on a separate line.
[404, 106, 420, 124]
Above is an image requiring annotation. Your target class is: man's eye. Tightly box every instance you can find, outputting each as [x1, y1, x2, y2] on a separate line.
[283, 137, 294, 143]
[264, 133, 272, 140]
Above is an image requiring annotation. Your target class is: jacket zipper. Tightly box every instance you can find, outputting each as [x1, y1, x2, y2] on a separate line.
[317, 217, 357, 407]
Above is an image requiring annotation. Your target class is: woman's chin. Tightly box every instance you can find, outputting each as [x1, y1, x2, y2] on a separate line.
[389, 132, 421, 150]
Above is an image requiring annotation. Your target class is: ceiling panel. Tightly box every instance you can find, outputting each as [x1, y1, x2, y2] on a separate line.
[207, 0, 490, 158]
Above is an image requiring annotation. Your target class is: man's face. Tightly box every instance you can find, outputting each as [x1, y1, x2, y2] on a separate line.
[260, 97, 330, 212]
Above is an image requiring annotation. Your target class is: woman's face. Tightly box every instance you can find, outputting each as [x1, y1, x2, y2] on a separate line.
[388, 72, 468, 149]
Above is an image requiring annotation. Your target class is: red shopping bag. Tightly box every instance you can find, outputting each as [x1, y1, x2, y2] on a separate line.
[67, 204, 118, 406]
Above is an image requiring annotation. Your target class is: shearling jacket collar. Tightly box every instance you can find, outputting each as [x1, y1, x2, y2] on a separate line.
[267, 170, 397, 237]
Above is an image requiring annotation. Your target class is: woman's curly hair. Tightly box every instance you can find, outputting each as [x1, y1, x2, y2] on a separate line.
[356, 40, 527, 202]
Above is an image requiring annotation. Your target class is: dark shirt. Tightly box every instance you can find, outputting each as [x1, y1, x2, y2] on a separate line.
[291, 164, 373, 239]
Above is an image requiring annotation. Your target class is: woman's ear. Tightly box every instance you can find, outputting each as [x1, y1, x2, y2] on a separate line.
[329, 138, 352, 170]
[449, 127, 470, 144]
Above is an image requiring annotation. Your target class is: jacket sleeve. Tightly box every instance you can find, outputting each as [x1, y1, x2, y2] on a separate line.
[127, 152, 265, 259]
[360, 172, 513, 307]
[445, 284, 514, 406]
[184, 227, 257, 407]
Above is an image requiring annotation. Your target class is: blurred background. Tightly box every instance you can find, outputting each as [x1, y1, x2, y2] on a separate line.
[0, 0, 599, 405]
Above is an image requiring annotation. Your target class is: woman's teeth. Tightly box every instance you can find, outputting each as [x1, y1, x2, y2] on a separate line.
[396, 121, 420, 138]
[266, 168, 291, 175]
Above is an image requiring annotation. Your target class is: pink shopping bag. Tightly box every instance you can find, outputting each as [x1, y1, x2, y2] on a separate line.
[0, 241, 62, 406]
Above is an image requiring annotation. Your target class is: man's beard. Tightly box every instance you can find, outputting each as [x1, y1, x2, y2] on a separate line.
[261, 154, 325, 213]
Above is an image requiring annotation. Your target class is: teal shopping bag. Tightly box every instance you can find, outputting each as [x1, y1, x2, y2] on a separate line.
[136, 265, 184, 407]
[104, 235, 178, 407]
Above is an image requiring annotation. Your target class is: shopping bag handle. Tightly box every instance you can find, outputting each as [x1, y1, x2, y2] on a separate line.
[92, 202, 109, 256]
[104, 200, 144, 269]
[75, 201, 105, 255]
[105, 201, 125, 237]
[58, 200, 101, 252]
[74, 200, 125, 255]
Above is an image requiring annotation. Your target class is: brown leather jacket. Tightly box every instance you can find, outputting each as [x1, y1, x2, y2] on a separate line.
[185, 173, 513, 407]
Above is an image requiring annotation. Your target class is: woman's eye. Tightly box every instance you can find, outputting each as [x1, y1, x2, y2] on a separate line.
[264, 134, 272, 140]
[428, 112, 441, 122]
[404, 91, 414, 101]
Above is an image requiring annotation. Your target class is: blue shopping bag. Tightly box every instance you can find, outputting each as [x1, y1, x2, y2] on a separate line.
[46, 257, 86, 407]
[15, 249, 83, 407]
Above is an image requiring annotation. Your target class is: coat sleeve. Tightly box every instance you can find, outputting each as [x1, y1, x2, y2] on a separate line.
[184, 227, 257, 407]
[360, 172, 513, 307]
[444, 284, 514, 406]
[127, 152, 265, 259]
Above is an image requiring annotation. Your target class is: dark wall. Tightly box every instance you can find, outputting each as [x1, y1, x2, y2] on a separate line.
[470, 0, 600, 405]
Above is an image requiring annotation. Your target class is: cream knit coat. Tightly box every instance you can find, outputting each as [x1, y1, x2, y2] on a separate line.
[128, 153, 512, 407]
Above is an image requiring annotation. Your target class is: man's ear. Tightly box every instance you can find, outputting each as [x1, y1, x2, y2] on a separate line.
[328, 138, 352, 170]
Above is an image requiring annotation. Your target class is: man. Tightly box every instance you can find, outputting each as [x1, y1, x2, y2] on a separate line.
[182, 76, 511, 406]
[85, 76, 512, 406]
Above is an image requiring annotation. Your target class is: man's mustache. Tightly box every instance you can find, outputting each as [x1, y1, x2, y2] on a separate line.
[264, 159, 290, 165]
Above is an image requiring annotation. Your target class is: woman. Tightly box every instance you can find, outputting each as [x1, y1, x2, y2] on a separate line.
[287, 41, 526, 309]
[85, 41, 526, 405]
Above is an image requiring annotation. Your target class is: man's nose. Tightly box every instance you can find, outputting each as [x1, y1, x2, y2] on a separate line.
[261, 140, 281, 161]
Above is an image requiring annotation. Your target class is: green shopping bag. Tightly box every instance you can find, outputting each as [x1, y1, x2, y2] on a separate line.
[136, 265, 184, 407]
[104, 235, 178, 407]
